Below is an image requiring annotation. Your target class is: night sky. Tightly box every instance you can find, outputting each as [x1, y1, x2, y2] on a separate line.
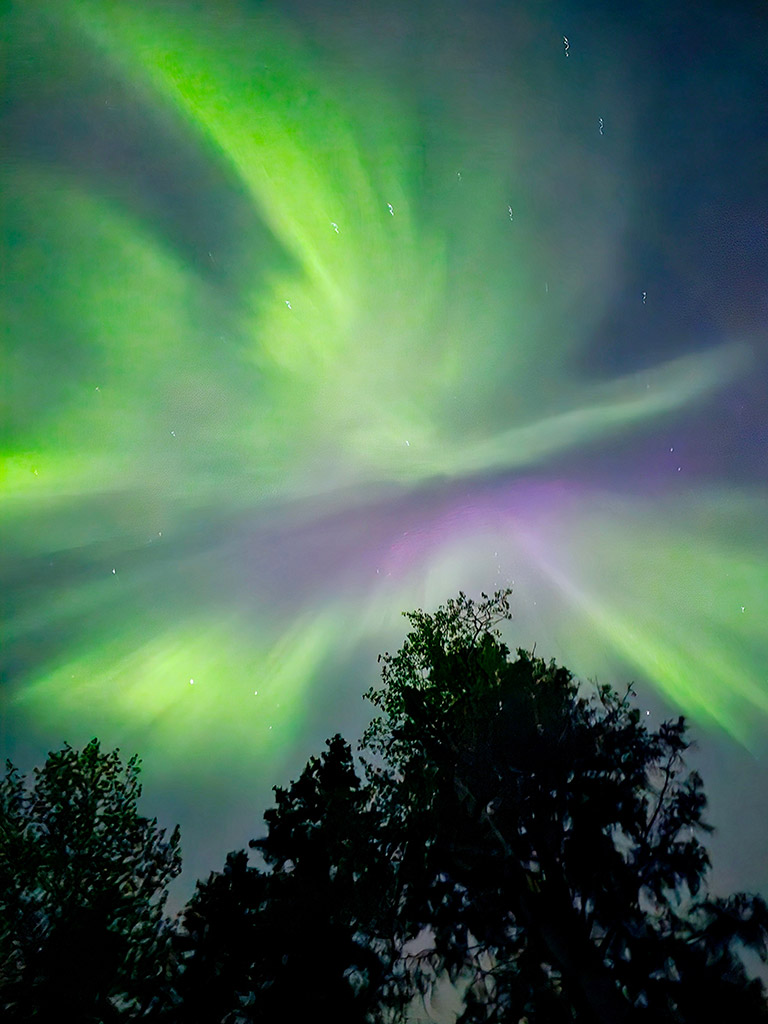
[2, 0, 767, 906]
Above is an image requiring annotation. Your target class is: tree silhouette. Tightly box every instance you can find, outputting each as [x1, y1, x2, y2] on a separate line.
[176, 589, 768, 1021]
[173, 734, 401, 1022]
[0, 739, 181, 1022]
[359, 590, 768, 1021]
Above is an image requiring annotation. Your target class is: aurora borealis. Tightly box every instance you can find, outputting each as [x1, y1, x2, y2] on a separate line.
[2, 0, 767, 892]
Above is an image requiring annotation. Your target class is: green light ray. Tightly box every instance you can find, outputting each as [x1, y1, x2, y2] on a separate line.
[520, 492, 768, 743]
[1, 0, 765, 775]
[55, 0, 743, 489]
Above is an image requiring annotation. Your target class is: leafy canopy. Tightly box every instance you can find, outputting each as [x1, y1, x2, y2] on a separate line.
[177, 591, 768, 1022]
[0, 738, 181, 1022]
[357, 590, 768, 1022]
[8, 593, 767, 1022]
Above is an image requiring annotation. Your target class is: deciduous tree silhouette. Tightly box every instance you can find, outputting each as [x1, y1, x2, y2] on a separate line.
[360, 590, 768, 1021]
[0, 739, 181, 1022]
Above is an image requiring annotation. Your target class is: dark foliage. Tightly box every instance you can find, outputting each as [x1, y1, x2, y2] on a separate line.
[180, 590, 768, 1022]
[0, 739, 181, 1022]
[4, 593, 767, 1021]
[172, 735, 402, 1022]
[360, 590, 768, 1021]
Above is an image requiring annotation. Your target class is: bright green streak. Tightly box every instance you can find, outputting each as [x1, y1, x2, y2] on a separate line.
[2, 0, 766, 774]
[60, 0, 744, 487]
[516, 493, 768, 744]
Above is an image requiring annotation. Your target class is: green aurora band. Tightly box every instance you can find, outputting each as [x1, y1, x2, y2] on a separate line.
[2, 0, 767, 778]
